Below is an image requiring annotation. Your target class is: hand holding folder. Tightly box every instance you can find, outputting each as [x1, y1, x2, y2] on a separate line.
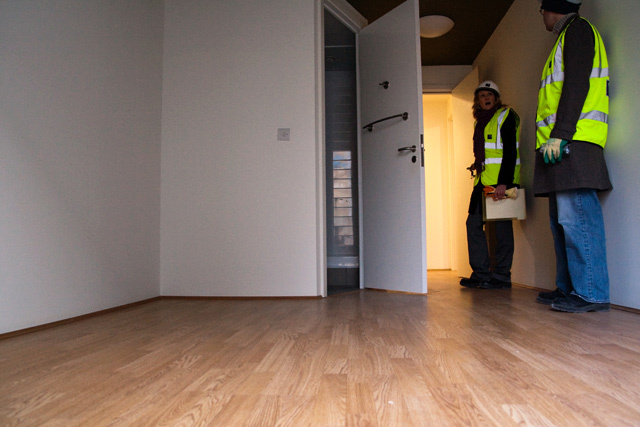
[482, 187, 526, 221]
[483, 186, 519, 199]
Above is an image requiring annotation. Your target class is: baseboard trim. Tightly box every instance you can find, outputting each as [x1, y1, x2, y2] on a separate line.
[364, 287, 427, 296]
[0, 297, 161, 341]
[160, 295, 322, 301]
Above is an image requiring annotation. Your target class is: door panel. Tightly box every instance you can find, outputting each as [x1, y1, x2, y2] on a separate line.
[359, 0, 426, 293]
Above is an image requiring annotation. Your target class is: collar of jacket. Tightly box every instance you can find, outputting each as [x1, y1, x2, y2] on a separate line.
[553, 12, 579, 35]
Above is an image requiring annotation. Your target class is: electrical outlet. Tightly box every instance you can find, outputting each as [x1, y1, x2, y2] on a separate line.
[277, 128, 290, 141]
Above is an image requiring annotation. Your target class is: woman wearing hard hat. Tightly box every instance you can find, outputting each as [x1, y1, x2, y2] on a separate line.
[460, 81, 521, 290]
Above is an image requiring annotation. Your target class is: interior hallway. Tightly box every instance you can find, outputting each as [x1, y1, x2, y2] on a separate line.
[2, 271, 640, 425]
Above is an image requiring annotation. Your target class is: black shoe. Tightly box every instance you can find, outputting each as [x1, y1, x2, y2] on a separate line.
[551, 294, 610, 313]
[536, 288, 565, 305]
[478, 278, 512, 289]
[460, 277, 481, 288]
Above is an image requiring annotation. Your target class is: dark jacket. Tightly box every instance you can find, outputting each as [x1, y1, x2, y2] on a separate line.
[533, 15, 612, 196]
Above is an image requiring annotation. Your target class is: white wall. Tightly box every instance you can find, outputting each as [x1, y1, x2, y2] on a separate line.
[583, 0, 640, 309]
[160, 0, 320, 296]
[474, 0, 640, 309]
[4, 0, 639, 335]
[0, 0, 164, 333]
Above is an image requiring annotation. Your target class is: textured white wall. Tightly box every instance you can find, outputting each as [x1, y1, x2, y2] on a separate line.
[0, 0, 164, 333]
[583, 0, 640, 309]
[160, 0, 319, 296]
[5, 0, 638, 335]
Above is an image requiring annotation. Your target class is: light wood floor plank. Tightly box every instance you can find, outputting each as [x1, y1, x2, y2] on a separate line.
[2, 271, 640, 425]
[311, 374, 347, 425]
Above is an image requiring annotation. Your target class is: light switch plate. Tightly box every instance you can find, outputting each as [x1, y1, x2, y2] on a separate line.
[277, 128, 290, 141]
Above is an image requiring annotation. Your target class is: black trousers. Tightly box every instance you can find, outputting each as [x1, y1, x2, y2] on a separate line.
[466, 186, 514, 283]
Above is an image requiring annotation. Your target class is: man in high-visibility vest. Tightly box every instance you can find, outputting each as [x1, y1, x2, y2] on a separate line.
[534, 0, 612, 312]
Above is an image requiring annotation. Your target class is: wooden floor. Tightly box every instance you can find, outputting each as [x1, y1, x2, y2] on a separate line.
[2, 271, 640, 426]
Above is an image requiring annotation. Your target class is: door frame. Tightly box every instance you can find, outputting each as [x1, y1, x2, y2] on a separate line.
[319, 0, 429, 296]
[318, 0, 428, 296]
[316, 0, 367, 297]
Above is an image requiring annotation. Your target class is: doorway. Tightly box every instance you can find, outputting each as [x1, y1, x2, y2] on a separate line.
[321, 0, 428, 295]
[422, 66, 481, 279]
[423, 94, 454, 270]
[324, 10, 359, 295]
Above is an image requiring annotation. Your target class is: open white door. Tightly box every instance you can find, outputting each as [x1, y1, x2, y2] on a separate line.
[359, 0, 426, 293]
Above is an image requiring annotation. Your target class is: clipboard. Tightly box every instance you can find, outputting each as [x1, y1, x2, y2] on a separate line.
[483, 188, 526, 221]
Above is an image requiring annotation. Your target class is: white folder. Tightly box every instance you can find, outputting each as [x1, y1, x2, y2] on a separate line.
[483, 189, 527, 221]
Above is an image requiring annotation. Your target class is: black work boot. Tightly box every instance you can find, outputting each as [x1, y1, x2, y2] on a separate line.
[536, 288, 565, 305]
[459, 277, 481, 288]
[551, 294, 610, 313]
[478, 278, 512, 289]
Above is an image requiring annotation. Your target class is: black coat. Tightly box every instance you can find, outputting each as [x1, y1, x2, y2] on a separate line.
[533, 15, 612, 196]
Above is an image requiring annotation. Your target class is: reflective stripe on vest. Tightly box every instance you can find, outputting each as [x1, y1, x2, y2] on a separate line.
[485, 158, 521, 166]
[474, 108, 521, 186]
[536, 17, 609, 148]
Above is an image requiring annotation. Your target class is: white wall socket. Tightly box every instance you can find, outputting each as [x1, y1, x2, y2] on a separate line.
[277, 128, 290, 141]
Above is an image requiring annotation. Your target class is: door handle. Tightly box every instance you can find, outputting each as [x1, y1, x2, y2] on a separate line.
[398, 145, 417, 153]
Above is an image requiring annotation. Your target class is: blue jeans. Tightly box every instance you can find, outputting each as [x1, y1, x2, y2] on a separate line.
[549, 189, 610, 303]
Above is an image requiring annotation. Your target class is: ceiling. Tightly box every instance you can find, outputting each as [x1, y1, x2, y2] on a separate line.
[344, 0, 515, 66]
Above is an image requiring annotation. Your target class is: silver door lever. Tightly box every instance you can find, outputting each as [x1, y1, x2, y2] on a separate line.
[398, 145, 417, 153]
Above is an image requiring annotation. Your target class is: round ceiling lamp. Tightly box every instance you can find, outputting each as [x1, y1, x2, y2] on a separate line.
[419, 15, 455, 38]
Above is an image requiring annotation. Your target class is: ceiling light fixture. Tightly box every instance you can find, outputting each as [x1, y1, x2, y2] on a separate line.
[419, 15, 455, 38]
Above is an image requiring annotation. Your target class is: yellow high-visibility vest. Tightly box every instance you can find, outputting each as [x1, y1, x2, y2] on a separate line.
[536, 17, 609, 149]
[475, 107, 521, 186]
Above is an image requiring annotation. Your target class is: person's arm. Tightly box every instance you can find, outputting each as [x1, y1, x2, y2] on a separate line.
[550, 18, 595, 141]
[497, 110, 518, 191]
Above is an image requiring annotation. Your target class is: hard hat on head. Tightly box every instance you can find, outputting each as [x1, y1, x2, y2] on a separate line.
[475, 81, 500, 97]
[540, 0, 581, 14]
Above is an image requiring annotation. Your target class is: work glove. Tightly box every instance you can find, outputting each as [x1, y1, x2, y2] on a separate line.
[505, 187, 518, 199]
[543, 138, 568, 164]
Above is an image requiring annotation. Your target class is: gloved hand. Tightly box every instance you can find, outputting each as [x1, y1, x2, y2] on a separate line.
[505, 187, 518, 199]
[543, 138, 569, 164]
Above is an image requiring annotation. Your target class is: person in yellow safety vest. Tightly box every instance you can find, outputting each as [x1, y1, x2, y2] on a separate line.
[534, 0, 612, 313]
[460, 81, 521, 290]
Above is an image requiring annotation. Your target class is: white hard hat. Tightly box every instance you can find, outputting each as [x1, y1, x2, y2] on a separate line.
[475, 80, 500, 97]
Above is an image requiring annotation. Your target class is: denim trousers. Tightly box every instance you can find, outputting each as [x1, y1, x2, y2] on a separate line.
[466, 205, 514, 283]
[549, 189, 610, 303]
